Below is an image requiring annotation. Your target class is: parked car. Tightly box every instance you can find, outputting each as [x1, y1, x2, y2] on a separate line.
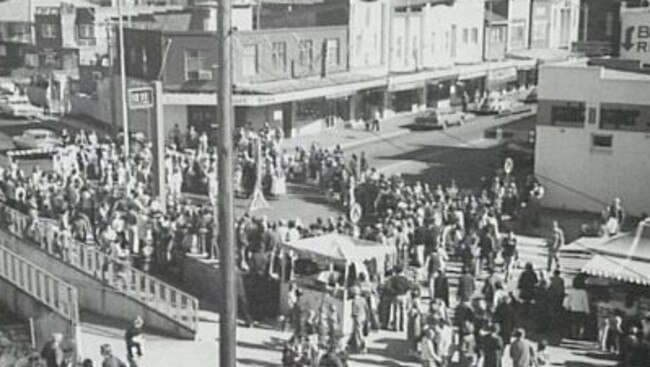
[414, 108, 465, 129]
[12, 129, 61, 150]
[0, 95, 42, 118]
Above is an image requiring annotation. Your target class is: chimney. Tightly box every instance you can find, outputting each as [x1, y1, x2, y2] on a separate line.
[190, 1, 218, 31]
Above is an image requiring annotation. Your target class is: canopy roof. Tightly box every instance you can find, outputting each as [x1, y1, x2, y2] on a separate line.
[282, 233, 396, 264]
[579, 219, 650, 286]
[582, 254, 650, 286]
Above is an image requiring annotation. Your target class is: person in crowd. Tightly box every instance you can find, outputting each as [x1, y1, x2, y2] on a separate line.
[406, 297, 422, 357]
[459, 322, 478, 367]
[480, 323, 504, 367]
[124, 316, 144, 367]
[383, 266, 418, 332]
[509, 328, 534, 367]
[40, 333, 64, 367]
[518, 262, 538, 306]
[457, 267, 476, 303]
[348, 286, 368, 354]
[547, 221, 564, 272]
[563, 280, 590, 340]
[420, 328, 441, 367]
[433, 270, 450, 307]
[500, 230, 518, 283]
[535, 340, 550, 367]
[604, 198, 626, 236]
[100, 344, 127, 367]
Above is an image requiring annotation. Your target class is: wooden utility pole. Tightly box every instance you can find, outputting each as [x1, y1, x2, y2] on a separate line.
[216, 0, 236, 365]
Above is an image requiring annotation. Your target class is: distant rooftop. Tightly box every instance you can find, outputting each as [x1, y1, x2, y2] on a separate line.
[549, 57, 650, 80]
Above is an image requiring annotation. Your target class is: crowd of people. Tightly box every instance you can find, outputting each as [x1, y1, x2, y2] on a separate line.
[1, 121, 647, 367]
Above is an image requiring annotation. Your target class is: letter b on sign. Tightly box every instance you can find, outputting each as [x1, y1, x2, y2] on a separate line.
[639, 25, 650, 39]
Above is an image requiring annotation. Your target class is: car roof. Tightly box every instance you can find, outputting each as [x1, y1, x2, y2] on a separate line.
[24, 129, 55, 135]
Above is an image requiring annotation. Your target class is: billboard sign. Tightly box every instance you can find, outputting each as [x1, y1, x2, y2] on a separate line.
[620, 11, 650, 64]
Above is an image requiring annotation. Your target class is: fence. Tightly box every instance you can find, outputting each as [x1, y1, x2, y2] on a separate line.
[0, 203, 199, 335]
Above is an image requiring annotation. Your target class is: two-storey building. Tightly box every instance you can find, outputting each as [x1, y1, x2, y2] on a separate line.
[534, 58, 650, 216]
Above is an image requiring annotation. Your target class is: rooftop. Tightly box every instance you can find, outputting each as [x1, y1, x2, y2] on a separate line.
[0, 0, 97, 23]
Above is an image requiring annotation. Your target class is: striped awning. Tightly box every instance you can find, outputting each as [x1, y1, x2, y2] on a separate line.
[582, 254, 650, 286]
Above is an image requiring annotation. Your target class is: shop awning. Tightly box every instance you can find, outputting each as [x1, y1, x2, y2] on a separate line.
[506, 48, 580, 64]
[388, 68, 458, 91]
[582, 254, 650, 286]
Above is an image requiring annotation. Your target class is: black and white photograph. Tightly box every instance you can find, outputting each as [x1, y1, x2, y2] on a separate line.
[0, 0, 648, 366]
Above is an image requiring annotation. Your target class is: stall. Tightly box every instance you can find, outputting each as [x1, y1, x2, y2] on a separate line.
[274, 233, 396, 334]
[579, 219, 650, 337]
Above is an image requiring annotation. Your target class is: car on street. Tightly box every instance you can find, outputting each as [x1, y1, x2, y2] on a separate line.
[12, 129, 61, 150]
[413, 108, 465, 129]
[0, 95, 42, 119]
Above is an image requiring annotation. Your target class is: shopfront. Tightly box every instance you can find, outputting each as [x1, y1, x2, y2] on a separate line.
[486, 66, 519, 92]
[388, 81, 425, 113]
[187, 105, 218, 135]
[426, 79, 454, 109]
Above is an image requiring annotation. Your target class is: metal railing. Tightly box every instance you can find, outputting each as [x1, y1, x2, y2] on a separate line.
[0, 203, 199, 334]
[0, 245, 78, 324]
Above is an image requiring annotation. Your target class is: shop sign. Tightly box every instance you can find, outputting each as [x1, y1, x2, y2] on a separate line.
[128, 87, 154, 110]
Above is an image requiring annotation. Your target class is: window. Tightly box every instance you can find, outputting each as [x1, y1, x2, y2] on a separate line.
[588, 107, 596, 124]
[471, 28, 478, 44]
[605, 12, 614, 37]
[600, 106, 641, 131]
[510, 21, 526, 47]
[77, 24, 94, 39]
[40, 24, 58, 39]
[44, 52, 57, 65]
[550, 101, 585, 127]
[185, 49, 211, 81]
[299, 39, 314, 69]
[271, 42, 286, 72]
[592, 134, 613, 150]
[326, 38, 340, 66]
[25, 54, 39, 67]
[462, 28, 468, 44]
[0, 45, 6, 57]
[242, 45, 258, 77]
[355, 34, 362, 56]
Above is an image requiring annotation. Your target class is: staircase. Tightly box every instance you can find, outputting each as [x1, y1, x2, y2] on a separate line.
[0, 202, 199, 340]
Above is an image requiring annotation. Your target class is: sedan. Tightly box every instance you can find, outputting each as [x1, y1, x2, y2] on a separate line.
[0, 96, 42, 119]
[12, 129, 61, 150]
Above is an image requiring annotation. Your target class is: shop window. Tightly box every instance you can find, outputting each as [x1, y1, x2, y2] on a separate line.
[271, 42, 286, 72]
[40, 24, 58, 39]
[591, 134, 613, 150]
[242, 44, 258, 77]
[295, 98, 325, 122]
[600, 106, 641, 131]
[299, 40, 314, 70]
[550, 101, 585, 127]
[326, 38, 340, 66]
[185, 49, 212, 81]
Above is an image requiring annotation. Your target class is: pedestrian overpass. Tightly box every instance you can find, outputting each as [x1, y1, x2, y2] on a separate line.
[0, 203, 199, 340]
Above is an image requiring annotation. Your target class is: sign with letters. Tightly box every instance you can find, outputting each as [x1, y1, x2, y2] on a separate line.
[128, 87, 154, 110]
[620, 12, 650, 64]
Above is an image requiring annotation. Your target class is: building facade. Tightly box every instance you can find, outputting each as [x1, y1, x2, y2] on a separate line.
[534, 60, 650, 216]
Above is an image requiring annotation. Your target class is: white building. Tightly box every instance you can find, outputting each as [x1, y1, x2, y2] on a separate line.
[534, 59, 650, 216]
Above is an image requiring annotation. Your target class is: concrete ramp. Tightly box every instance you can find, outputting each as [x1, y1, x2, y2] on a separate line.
[0, 203, 199, 340]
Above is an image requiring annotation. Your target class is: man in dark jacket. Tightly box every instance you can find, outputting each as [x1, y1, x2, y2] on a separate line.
[434, 270, 450, 306]
[481, 324, 504, 367]
[41, 333, 64, 367]
[457, 267, 476, 303]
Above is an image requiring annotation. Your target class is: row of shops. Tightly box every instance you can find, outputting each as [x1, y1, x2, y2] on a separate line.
[164, 59, 539, 138]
